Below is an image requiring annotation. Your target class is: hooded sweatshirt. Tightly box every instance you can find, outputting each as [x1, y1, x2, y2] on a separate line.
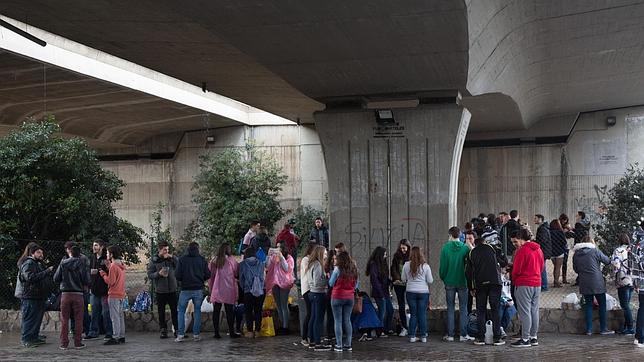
[439, 240, 469, 288]
[175, 245, 211, 291]
[54, 256, 90, 293]
[101, 259, 126, 299]
[573, 242, 610, 295]
[239, 256, 265, 294]
[511, 241, 544, 287]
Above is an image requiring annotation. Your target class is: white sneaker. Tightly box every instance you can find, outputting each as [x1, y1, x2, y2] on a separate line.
[500, 327, 506, 337]
[174, 335, 185, 342]
[636, 341, 644, 348]
[409, 337, 418, 343]
[399, 328, 408, 337]
[460, 335, 475, 342]
[421, 337, 427, 343]
[442, 336, 454, 342]
[193, 335, 201, 342]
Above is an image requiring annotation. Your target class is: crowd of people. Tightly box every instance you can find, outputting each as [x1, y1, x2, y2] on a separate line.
[14, 212, 644, 352]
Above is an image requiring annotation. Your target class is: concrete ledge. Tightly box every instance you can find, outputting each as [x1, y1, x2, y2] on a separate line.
[0, 307, 625, 335]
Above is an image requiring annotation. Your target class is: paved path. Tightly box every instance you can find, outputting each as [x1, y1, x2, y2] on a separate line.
[0, 331, 642, 361]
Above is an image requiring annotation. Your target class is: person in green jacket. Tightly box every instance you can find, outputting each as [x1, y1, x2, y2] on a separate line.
[440, 226, 473, 342]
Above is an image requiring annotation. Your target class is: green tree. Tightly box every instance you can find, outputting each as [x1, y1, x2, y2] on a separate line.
[0, 118, 144, 309]
[192, 143, 287, 253]
[595, 164, 644, 258]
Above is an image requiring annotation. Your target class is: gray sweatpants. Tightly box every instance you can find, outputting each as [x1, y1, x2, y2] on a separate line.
[515, 286, 540, 341]
[108, 298, 125, 339]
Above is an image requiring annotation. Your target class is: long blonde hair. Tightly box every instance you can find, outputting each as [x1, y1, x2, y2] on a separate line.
[409, 246, 426, 278]
[306, 245, 326, 273]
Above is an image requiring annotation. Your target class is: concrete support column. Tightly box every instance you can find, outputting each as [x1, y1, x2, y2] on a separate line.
[315, 104, 470, 305]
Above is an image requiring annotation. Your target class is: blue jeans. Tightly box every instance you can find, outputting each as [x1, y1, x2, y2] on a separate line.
[308, 292, 326, 344]
[499, 302, 517, 330]
[374, 296, 394, 332]
[445, 286, 468, 337]
[177, 290, 204, 336]
[584, 293, 607, 332]
[541, 264, 548, 290]
[21, 299, 46, 344]
[636, 293, 644, 343]
[88, 294, 112, 337]
[406, 292, 429, 338]
[617, 286, 634, 330]
[331, 298, 354, 348]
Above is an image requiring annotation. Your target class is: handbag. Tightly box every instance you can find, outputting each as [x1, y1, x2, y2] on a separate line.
[352, 294, 363, 314]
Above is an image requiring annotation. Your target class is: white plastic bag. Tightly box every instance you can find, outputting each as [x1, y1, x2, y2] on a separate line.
[201, 296, 214, 313]
[562, 293, 579, 304]
[605, 294, 619, 310]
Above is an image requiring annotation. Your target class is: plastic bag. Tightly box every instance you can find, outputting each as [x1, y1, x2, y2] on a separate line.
[201, 296, 214, 313]
[562, 293, 579, 304]
[606, 294, 619, 310]
[263, 294, 276, 310]
[259, 316, 275, 337]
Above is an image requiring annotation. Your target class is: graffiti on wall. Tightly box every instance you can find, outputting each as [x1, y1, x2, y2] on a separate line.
[573, 184, 609, 226]
[343, 217, 427, 248]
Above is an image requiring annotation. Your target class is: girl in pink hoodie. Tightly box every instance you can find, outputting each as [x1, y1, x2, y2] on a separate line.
[208, 243, 240, 338]
[265, 243, 294, 334]
[99, 245, 126, 345]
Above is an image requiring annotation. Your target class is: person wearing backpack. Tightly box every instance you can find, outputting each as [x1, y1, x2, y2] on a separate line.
[99, 245, 127, 346]
[19, 244, 55, 348]
[147, 241, 179, 339]
[611, 233, 635, 335]
[465, 237, 508, 346]
[54, 244, 90, 350]
[174, 242, 211, 342]
[239, 247, 266, 337]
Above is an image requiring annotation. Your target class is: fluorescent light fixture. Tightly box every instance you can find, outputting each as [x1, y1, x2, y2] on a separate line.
[0, 15, 294, 126]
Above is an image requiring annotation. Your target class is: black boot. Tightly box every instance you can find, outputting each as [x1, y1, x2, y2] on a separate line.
[160, 328, 168, 339]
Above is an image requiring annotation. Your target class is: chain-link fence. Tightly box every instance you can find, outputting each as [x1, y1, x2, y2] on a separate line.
[0, 239, 150, 311]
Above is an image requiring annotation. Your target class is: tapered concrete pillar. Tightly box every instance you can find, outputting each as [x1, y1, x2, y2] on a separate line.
[315, 103, 470, 304]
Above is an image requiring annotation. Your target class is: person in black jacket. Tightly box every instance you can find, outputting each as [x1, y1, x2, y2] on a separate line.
[175, 242, 211, 342]
[86, 240, 112, 340]
[54, 245, 90, 349]
[309, 217, 330, 249]
[147, 241, 179, 339]
[19, 244, 54, 348]
[533, 215, 552, 291]
[500, 210, 520, 258]
[250, 226, 272, 256]
[549, 219, 567, 288]
[466, 238, 508, 346]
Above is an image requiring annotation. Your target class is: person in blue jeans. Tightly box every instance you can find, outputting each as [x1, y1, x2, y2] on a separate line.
[87, 240, 112, 340]
[440, 227, 472, 341]
[611, 234, 635, 335]
[329, 251, 358, 351]
[636, 288, 644, 347]
[402, 246, 433, 343]
[572, 237, 614, 335]
[19, 244, 54, 347]
[367, 246, 394, 336]
[174, 242, 211, 342]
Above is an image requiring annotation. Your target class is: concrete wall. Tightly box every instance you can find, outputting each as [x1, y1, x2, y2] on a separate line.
[458, 106, 644, 227]
[315, 104, 470, 304]
[100, 125, 328, 238]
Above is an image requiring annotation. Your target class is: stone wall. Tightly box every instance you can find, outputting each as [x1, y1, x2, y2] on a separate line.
[0, 307, 625, 335]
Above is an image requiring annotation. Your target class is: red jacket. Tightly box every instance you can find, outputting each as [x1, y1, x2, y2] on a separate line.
[275, 228, 299, 254]
[511, 241, 544, 287]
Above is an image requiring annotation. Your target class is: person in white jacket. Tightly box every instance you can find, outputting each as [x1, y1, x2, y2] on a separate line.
[402, 246, 433, 343]
[611, 233, 634, 335]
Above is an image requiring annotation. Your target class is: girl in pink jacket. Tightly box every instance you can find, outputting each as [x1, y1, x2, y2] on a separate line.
[265, 243, 295, 334]
[208, 243, 240, 338]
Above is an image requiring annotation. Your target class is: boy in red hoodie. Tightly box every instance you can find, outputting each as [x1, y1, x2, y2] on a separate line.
[510, 228, 544, 348]
[99, 245, 127, 345]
